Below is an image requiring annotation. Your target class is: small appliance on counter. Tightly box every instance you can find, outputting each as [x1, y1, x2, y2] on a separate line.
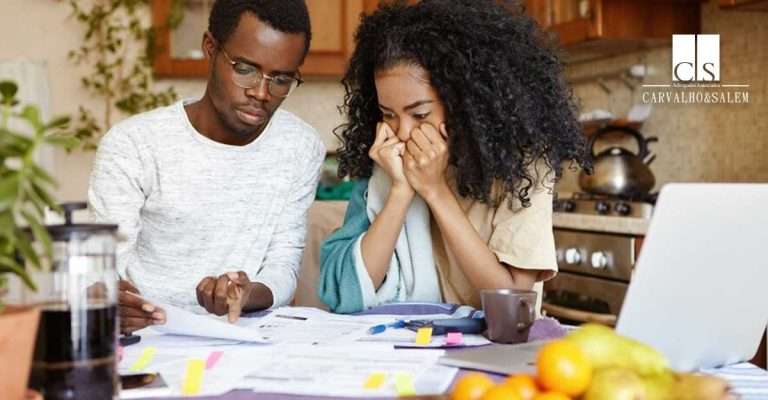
[578, 124, 658, 199]
[24, 202, 119, 400]
[546, 125, 660, 325]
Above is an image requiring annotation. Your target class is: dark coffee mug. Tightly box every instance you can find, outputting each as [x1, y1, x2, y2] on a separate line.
[481, 289, 537, 344]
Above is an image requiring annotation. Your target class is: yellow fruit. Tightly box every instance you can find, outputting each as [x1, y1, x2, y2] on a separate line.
[671, 372, 732, 400]
[536, 340, 593, 397]
[503, 375, 539, 400]
[532, 392, 571, 400]
[565, 324, 668, 376]
[452, 372, 496, 400]
[583, 368, 646, 400]
[642, 370, 676, 400]
[481, 384, 523, 400]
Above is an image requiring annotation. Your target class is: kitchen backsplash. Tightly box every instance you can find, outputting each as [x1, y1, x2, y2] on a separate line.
[557, 0, 768, 193]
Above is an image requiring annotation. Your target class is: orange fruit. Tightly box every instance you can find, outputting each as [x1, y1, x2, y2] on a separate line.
[481, 384, 523, 400]
[503, 375, 539, 400]
[532, 392, 571, 400]
[536, 340, 592, 396]
[451, 372, 496, 400]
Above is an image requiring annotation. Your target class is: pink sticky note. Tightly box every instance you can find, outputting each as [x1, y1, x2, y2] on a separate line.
[205, 351, 224, 370]
[445, 332, 463, 346]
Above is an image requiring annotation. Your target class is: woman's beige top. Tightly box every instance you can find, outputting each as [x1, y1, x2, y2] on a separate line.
[430, 183, 558, 312]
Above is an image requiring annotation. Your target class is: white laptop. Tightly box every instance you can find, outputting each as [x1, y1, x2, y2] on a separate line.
[616, 183, 768, 371]
[440, 183, 768, 373]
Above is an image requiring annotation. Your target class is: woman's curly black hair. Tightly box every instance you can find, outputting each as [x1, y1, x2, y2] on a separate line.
[335, 0, 590, 207]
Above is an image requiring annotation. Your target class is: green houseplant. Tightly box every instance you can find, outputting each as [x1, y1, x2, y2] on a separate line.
[66, 0, 178, 149]
[0, 80, 78, 400]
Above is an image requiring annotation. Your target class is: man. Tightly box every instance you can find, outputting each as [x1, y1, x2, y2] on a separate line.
[88, 0, 324, 333]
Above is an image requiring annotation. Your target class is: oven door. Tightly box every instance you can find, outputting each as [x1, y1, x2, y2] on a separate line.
[543, 272, 628, 326]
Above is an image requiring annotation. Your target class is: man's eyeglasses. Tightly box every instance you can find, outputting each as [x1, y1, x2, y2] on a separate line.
[218, 47, 303, 98]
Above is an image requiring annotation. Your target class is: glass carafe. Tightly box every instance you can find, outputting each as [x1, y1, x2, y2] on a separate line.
[25, 202, 119, 400]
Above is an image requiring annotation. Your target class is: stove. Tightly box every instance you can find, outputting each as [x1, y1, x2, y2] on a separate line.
[544, 192, 655, 326]
[553, 192, 655, 219]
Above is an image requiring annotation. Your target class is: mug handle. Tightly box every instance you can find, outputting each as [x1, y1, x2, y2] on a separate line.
[516, 299, 535, 332]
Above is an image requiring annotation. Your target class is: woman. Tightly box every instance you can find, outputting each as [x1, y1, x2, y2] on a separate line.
[318, 0, 589, 313]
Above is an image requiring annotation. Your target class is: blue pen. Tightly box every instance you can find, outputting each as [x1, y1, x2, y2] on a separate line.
[368, 320, 406, 335]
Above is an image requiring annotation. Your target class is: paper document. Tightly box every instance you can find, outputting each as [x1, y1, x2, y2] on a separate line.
[152, 301, 269, 343]
[237, 307, 384, 344]
[238, 343, 458, 397]
[120, 338, 272, 397]
[239, 306, 491, 347]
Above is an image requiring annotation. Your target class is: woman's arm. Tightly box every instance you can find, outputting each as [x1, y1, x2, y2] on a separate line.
[360, 186, 413, 288]
[403, 122, 538, 290]
[360, 122, 415, 289]
[423, 184, 538, 290]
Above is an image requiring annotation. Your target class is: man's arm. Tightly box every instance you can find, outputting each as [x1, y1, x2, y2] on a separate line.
[246, 137, 325, 310]
[88, 127, 163, 332]
[88, 128, 147, 278]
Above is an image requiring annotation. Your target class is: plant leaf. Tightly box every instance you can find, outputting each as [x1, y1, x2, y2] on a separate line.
[19, 105, 43, 131]
[0, 173, 20, 213]
[0, 254, 36, 291]
[45, 135, 80, 150]
[15, 234, 40, 269]
[0, 81, 18, 105]
[0, 212, 14, 242]
[44, 115, 71, 131]
[29, 164, 57, 187]
[21, 210, 52, 261]
[0, 128, 34, 153]
[30, 181, 60, 213]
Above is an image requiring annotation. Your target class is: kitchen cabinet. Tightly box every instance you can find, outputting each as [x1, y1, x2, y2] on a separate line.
[720, 0, 768, 11]
[152, 0, 364, 78]
[524, 0, 704, 63]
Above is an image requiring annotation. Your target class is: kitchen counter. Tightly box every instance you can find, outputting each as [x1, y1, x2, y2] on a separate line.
[553, 212, 650, 235]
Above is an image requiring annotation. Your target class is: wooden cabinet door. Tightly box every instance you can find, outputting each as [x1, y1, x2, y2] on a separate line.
[524, 0, 552, 28]
[152, 0, 364, 78]
[549, 0, 600, 45]
[720, 0, 768, 11]
[301, 0, 362, 76]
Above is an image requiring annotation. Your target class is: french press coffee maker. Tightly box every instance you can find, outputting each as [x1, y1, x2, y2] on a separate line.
[25, 202, 119, 400]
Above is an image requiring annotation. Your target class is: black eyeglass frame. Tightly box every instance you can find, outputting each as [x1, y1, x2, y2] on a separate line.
[218, 46, 304, 98]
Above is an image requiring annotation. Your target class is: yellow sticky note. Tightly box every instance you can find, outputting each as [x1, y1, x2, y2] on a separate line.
[394, 372, 416, 396]
[363, 372, 387, 389]
[129, 347, 156, 372]
[181, 359, 206, 396]
[415, 327, 433, 345]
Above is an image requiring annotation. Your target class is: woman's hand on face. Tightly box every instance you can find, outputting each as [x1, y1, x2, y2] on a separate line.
[369, 122, 412, 193]
[403, 123, 450, 201]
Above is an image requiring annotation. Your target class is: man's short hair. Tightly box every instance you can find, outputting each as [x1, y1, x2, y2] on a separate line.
[208, 0, 312, 56]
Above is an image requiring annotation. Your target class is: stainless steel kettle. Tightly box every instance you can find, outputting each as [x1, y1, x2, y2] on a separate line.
[578, 125, 657, 198]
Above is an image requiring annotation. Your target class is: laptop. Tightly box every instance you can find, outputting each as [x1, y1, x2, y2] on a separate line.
[440, 183, 768, 373]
